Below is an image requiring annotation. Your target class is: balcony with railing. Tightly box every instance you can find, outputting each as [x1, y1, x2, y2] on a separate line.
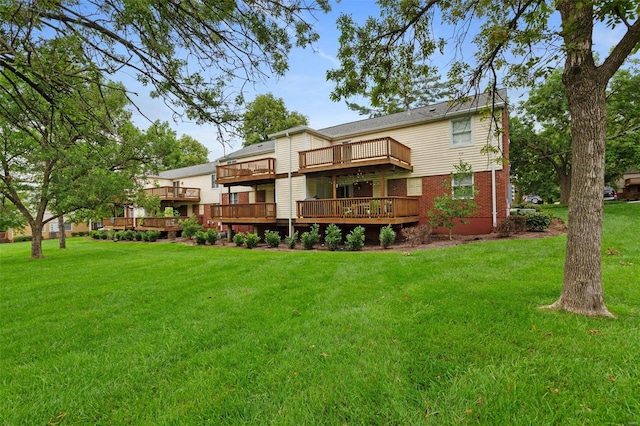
[144, 186, 200, 201]
[101, 216, 194, 231]
[211, 203, 277, 224]
[296, 197, 419, 225]
[216, 158, 276, 185]
[298, 137, 412, 174]
[101, 217, 135, 230]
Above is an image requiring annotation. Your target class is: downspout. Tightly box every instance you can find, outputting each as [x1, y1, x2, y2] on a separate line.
[491, 153, 497, 228]
[287, 132, 292, 237]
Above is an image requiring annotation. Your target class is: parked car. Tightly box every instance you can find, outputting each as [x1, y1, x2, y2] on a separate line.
[523, 195, 544, 204]
[604, 186, 617, 201]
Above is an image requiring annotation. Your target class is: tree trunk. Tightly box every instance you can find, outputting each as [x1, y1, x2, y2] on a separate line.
[544, 41, 613, 316]
[558, 172, 571, 205]
[58, 215, 66, 249]
[30, 222, 44, 259]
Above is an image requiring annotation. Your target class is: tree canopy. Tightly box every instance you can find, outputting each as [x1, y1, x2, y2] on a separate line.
[0, 63, 152, 258]
[1, 0, 329, 258]
[328, 0, 640, 317]
[510, 64, 640, 203]
[239, 93, 308, 146]
[1, 0, 330, 146]
[143, 122, 210, 171]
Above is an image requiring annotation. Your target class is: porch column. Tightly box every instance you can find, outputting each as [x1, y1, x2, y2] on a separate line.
[380, 170, 385, 197]
[332, 175, 337, 198]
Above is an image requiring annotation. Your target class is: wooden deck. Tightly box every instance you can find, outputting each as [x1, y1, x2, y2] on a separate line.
[211, 203, 277, 224]
[296, 197, 419, 225]
[101, 216, 193, 231]
[216, 158, 276, 186]
[298, 137, 412, 174]
[144, 187, 200, 202]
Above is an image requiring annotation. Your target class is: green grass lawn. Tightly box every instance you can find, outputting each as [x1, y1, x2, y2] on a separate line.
[1, 203, 639, 425]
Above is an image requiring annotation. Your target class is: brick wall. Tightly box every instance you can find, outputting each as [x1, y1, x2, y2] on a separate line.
[420, 168, 509, 234]
[388, 178, 407, 196]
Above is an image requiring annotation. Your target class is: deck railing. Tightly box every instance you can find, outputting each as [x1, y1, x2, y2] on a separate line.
[136, 216, 186, 229]
[297, 197, 418, 219]
[298, 137, 411, 170]
[216, 158, 276, 183]
[211, 203, 277, 220]
[102, 217, 135, 229]
[101, 216, 194, 230]
[144, 186, 200, 201]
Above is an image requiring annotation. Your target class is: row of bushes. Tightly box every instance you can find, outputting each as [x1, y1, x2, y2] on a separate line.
[229, 224, 398, 251]
[89, 230, 161, 242]
[496, 210, 553, 237]
[12, 232, 90, 242]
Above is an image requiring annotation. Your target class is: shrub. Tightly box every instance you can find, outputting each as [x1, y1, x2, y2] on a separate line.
[379, 225, 396, 248]
[134, 231, 144, 241]
[100, 231, 108, 240]
[114, 231, 125, 241]
[245, 232, 260, 249]
[284, 231, 298, 249]
[13, 235, 32, 242]
[142, 230, 160, 242]
[264, 230, 281, 248]
[496, 215, 527, 237]
[401, 225, 431, 247]
[179, 216, 203, 239]
[345, 226, 366, 251]
[521, 203, 543, 212]
[524, 211, 552, 231]
[233, 232, 246, 247]
[90, 230, 102, 240]
[194, 231, 207, 245]
[205, 228, 219, 245]
[122, 230, 136, 241]
[324, 224, 342, 251]
[301, 224, 321, 250]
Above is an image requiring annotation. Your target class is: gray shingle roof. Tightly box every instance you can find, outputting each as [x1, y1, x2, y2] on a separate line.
[216, 140, 275, 162]
[147, 161, 219, 179]
[270, 89, 507, 140]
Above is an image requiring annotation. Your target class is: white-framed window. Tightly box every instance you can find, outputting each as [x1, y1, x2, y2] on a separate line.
[450, 117, 473, 147]
[229, 193, 239, 204]
[211, 174, 218, 188]
[407, 178, 423, 196]
[452, 174, 474, 199]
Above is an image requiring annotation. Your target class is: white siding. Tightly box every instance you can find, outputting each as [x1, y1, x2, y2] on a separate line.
[179, 174, 221, 204]
[274, 132, 331, 175]
[276, 175, 306, 219]
[337, 111, 502, 177]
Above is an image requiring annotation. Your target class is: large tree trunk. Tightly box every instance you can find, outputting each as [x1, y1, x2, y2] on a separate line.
[30, 222, 44, 259]
[545, 1, 613, 317]
[58, 215, 66, 249]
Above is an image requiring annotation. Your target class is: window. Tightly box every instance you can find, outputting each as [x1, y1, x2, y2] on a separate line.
[211, 174, 218, 188]
[452, 174, 474, 199]
[451, 117, 473, 147]
[337, 184, 354, 199]
[229, 193, 239, 204]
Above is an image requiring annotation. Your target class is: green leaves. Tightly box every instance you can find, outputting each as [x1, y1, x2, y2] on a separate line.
[239, 93, 308, 146]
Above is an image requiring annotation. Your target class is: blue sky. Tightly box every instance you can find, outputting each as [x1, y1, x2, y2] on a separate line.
[124, 1, 632, 162]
